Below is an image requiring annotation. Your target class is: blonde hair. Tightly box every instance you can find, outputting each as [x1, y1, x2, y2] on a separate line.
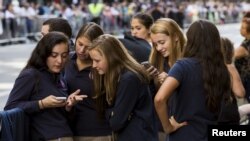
[89, 34, 149, 106]
[149, 18, 186, 72]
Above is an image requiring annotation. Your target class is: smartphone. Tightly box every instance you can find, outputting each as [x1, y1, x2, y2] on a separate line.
[141, 61, 152, 69]
[55, 97, 67, 101]
[141, 61, 159, 75]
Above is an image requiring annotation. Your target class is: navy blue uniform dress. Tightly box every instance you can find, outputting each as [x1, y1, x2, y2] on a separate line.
[64, 53, 112, 136]
[106, 70, 158, 141]
[167, 58, 217, 141]
[4, 68, 72, 140]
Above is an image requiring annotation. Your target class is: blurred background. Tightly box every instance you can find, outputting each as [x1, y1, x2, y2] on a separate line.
[0, 0, 249, 43]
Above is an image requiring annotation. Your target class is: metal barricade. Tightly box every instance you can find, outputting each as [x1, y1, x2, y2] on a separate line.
[0, 16, 44, 45]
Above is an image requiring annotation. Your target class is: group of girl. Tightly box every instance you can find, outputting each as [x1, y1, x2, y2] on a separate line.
[4, 11, 250, 141]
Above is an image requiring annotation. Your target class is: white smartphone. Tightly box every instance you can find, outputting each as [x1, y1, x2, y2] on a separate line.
[55, 97, 67, 101]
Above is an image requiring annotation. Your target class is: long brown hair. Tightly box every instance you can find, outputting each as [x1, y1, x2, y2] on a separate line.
[184, 20, 232, 113]
[75, 22, 104, 43]
[220, 37, 234, 64]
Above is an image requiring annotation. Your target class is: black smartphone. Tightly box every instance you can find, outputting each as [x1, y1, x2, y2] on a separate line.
[141, 61, 152, 69]
[141, 61, 159, 75]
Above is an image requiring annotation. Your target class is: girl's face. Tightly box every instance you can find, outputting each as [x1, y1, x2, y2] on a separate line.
[130, 18, 149, 40]
[89, 49, 108, 75]
[75, 36, 91, 61]
[151, 33, 173, 57]
[240, 22, 248, 37]
[47, 43, 69, 73]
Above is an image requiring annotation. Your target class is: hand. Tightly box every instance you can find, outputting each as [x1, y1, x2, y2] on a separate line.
[141, 62, 159, 77]
[40, 95, 66, 109]
[165, 116, 188, 134]
[158, 72, 168, 84]
[65, 89, 88, 111]
[146, 66, 159, 77]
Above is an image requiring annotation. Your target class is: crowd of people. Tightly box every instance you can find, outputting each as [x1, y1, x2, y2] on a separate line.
[1, 1, 250, 141]
[0, 0, 249, 45]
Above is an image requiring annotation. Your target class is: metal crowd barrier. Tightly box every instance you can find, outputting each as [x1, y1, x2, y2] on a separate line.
[0, 16, 42, 45]
[0, 14, 90, 45]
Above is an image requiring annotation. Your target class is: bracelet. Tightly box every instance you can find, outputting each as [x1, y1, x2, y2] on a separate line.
[40, 100, 45, 109]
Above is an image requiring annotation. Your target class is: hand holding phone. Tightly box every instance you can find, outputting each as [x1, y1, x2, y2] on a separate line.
[141, 61, 152, 69]
[55, 97, 67, 101]
[141, 61, 159, 76]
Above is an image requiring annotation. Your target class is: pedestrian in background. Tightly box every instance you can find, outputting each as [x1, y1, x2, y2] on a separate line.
[88, 34, 158, 141]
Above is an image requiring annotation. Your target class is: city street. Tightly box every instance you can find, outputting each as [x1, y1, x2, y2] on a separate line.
[0, 23, 244, 110]
[0, 42, 35, 110]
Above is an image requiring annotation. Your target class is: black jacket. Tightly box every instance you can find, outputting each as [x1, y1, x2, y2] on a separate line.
[119, 34, 151, 63]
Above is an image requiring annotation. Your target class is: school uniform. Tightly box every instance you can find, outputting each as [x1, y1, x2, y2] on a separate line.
[4, 68, 72, 140]
[167, 58, 218, 141]
[149, 61, 171, 141]
[106, 70, 158, 141]
[64, 53, 112, 137]
[119, 34, 151, 63]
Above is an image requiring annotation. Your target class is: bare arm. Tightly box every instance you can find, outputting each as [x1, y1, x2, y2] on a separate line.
[234, 46, 249, 59]
[227, 64, 245, 98]
[154, 76, 187, 134]
[157, 71, 168, 84]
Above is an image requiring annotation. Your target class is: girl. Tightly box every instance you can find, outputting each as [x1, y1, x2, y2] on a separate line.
[155, 20, 239, 141]
[5, 32, 86, 141]
[88, 34, 158, 141]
